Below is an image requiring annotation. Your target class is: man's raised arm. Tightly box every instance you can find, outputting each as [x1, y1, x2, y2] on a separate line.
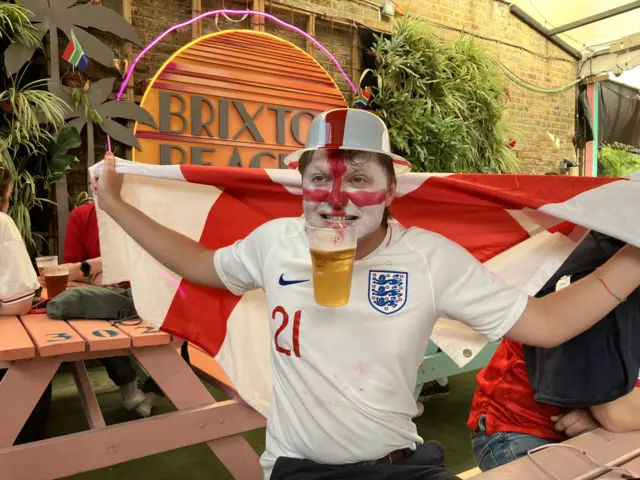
[92, 154, 225, 289]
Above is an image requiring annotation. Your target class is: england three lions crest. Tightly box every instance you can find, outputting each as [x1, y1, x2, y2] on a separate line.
[368, 271, 408, 315]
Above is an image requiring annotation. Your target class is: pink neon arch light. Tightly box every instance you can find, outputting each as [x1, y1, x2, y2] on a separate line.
[108, 9, 357, 152]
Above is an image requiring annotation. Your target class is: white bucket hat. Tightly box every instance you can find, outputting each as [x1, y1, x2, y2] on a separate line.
[284, 108, 412, 175]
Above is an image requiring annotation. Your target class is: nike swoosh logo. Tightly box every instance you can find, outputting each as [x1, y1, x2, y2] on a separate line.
[279, 274, 310, 286]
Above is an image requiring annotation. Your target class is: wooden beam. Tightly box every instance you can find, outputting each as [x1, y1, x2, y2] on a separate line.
[0, 401, 265, 480]
[582, 73, 609, 84]
[351, 27, 361, 91]
[71, 361, 106, 429]
[192, 0, 202, 39]
[251, 0, 265, 32]
[306, 15, 315, 56]
[609, 32, 640, 54]
[122, 0, 134, 103]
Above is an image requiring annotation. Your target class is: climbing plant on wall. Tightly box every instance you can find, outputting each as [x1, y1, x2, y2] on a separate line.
[365, 15, 517, 174]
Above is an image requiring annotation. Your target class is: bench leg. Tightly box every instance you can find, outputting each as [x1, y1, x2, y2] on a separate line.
[71, 361, 106, 429]
[133, 344, 265, 479]
[0, 358, 61, 447]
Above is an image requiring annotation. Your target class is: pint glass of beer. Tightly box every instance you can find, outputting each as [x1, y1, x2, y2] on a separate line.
[306, 222, 358, 307]
[44, 265, 69, 299]
[36, 256, 58, 276]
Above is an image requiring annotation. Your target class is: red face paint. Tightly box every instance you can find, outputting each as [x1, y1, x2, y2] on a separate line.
[346, 190, 387, 207]
[302, 149, 388, 208]
[302, 188, 386, 208]
[327, 151, 348, 206]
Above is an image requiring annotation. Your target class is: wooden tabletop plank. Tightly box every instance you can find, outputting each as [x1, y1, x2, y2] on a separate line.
[0, 316, 35, 361]
[67, 320, 131, 351]
[116, 320, 170, 347]
[474, 429, 640, 480]
[20, 314, 86, 357]
[594, 448, 640, 478]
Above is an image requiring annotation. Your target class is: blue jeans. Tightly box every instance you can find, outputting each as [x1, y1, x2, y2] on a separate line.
[470, 415, 554, 472]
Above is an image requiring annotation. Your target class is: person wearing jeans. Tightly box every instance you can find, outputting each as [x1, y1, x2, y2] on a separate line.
[468, 231, 640, 472]
[470, 414, 554, 471]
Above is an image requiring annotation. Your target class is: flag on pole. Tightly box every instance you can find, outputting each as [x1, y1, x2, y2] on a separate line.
[89, 159, 640, 416]
[62, 31, 88, 71]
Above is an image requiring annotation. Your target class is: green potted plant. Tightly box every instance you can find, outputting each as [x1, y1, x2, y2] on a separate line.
[598, 142, 640, 177]
[0, 4, 77, 251]
[362, 15, 518, 174]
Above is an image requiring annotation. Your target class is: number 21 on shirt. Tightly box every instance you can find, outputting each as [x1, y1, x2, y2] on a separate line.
[272, 306, 301, 358]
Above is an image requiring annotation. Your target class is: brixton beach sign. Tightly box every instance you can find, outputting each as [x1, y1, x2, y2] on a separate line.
[134, 30, 348, 167]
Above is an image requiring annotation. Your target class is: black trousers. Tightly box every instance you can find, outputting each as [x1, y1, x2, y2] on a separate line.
[270, 441, 460, 480]
[100, 356, 137, 387]
[101, 343, 191, 393]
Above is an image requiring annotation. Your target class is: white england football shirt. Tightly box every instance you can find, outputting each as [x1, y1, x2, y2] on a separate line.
[0, 212, 39, 308]
[214, 217, 528, 479]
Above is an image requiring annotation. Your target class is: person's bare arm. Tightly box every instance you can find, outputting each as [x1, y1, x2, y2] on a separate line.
[93, 155, 225, 289]
[67, 257, 103, 284]
[506, 245, 640, 348]
[590, 387, 640, 433]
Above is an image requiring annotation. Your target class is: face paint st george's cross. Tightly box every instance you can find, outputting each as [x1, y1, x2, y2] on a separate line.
[302, 151, 389, 239]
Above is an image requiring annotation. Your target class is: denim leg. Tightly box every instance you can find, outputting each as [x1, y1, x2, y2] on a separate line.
[471, 415, 554, 472]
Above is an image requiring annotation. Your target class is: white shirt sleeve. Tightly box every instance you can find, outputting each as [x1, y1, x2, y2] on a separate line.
[213, 218, 285, 296]
[418, 231, 529, 342]
[0, 213, 39, 305]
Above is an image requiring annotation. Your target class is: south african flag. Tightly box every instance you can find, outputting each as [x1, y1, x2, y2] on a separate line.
[62, 30, 88, 71]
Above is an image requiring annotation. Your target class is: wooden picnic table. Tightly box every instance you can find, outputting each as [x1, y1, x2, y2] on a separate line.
[0, 313, 266, 480]
[597, 450, 640, 478]
[473, 428, 640, 480]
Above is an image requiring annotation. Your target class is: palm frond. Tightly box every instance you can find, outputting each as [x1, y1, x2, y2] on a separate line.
[0, 78, 69, 155]
[0, 3, 41, 47]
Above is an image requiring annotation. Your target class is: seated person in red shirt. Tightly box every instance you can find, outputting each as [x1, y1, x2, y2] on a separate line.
[64, 202, 150, 415]
[468, 339, 640, 471]
[468, 231, 640, 471]
[64, 202, 191, 417]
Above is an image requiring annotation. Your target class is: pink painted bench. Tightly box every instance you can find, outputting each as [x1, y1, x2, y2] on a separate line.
[0, 314, 266, 480]
[186, 343, 238, 397]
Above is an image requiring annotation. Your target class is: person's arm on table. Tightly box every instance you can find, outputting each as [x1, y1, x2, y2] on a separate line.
[507, 245, 640, 348]
[67, 257, 103, 284]
[551, 409, 599, 438]
[590, 386, 640, 433]
[93, 155, 225, 290]
[551, 387, 640, 436]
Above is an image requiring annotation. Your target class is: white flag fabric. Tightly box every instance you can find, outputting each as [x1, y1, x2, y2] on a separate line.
[90, 159, 640, 415]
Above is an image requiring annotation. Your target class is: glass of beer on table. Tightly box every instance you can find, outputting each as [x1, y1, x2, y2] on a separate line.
[44, 265, 69, 299]
[36, 256, 58, 276]
[306, 221, 358, 307]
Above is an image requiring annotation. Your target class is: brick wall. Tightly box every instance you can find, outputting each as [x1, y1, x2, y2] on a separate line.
[76, 0, 578, 186]
[273, 0, 579, 173]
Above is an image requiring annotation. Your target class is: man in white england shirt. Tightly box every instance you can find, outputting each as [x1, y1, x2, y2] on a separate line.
[94, 109, 640, 480]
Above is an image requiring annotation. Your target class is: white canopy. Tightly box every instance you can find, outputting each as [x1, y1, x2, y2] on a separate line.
[509, 1, 640, 87]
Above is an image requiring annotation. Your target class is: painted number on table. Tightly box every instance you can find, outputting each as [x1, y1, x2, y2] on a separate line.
[46, 332, 72, 342]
